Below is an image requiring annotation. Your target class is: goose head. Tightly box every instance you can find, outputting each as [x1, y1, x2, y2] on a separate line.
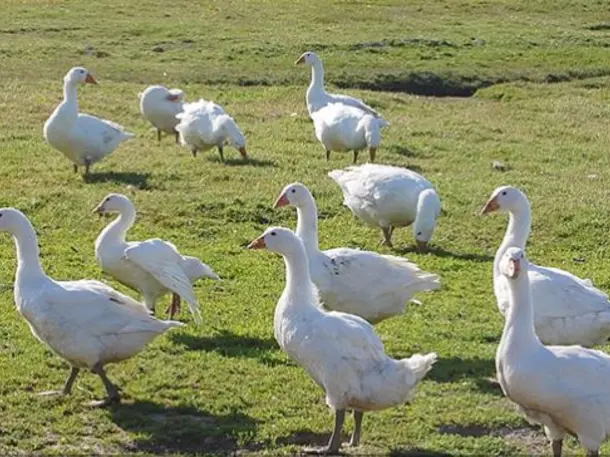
[480, 185, 528, 215]
[93, 193, 133, 216]
[64, 67, 97, 86]
[0, 208, 29, 235]
[294, 51, 321, 66]
[273, 182, 312, 209]
[413, 188, 441, 251]
[499, 246, 526, 280]
[221, 117, 247, 158]
[247, 226, 300, 255]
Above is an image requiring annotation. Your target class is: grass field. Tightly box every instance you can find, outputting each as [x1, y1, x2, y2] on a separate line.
[2, 0, 610, 455]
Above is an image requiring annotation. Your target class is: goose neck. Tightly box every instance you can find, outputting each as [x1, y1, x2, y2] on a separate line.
[63, 81, 79, 105]
[309, 60, 325, 92]
[501, 271, 540, 354]
[495, 206, 531, 275]
[295, 197, 320, 255]
[99, 205, 136, 245]
[13, 218, 45, 281]
[280, 245, 318, 311]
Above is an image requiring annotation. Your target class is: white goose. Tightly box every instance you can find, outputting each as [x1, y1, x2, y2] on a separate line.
[248, 227, 437, 454]
[311, 103, 388, 163]
[328, 164, 441, 250]
[43, 67, 134, 175]
[295, 51, 383, 118]
[139, 85, 185, 143]
[94, 193, 220, 322]
[496, 247, 610, 457]
[482, 186, 610, 346]
[274, 182, 440, 323]
[175, 99, 248, 162]
[0, 208, 183, 406]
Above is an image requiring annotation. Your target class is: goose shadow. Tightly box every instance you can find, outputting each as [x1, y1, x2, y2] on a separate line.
[393, 245, 494, 263]
[83, 171, 151, 188]
[427, 356, 501, 395]
[169, 329, 291, 367]
[389, 447, 456, 457]
[109, 400, 259, 454]
[204, 156, 277, 167]
[388, 144, 419, 159]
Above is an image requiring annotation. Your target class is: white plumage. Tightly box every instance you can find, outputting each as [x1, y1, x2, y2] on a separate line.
[139, 85, 185, 142]
[43, 67, 134, 175]
[482, 186, 610, 346]
[328, 163, 441, 249]
[175, 99, 248, 161]
[0, 208, 182, 406]
[496, 247, 610, 457]
[94, 193, 220, 323]
[248, 226, 436, 453]
[274, 182, 440, 323]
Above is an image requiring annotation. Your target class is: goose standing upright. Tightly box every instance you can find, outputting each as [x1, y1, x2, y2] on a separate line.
[328, 164, 441, 250]
[94, 193, 220, 322]
[139, 85, 185, 143]
[274, 182, 440, 323]
[175, 99, 248, 162]
[496, 247, 610, 457]
[0, 208, 183, 406]
[248, 227, 437, 454]
[481, 186, 610, 346]
[43, 67, 134, 175]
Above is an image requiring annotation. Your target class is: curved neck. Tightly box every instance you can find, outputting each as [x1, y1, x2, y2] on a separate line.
[309, 60, 325, 93]
[501, 271, 540, 353]
[295, 196, 320, 255]
[63, 80, 79, 105]
[13, 218, 45, 280]
[98, 205, 136, 245]
[494, 204, 531, 277]
[281, 244, 317, 310]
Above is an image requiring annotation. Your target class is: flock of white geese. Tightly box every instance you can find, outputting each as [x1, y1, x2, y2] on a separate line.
[2, 52, 610, 456]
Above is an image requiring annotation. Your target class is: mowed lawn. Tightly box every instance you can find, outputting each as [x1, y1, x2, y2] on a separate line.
[2, 0, 610, 455]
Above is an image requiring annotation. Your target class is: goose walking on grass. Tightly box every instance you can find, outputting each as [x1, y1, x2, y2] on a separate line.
[139, 85, 185, 143]
[43, 67, 134, 176]
[482, 186, 610, 346]
[0, 208, 183, 406]
[496, 247, 610, 457]
[248, 227, 437, 454]
[175, 99, 248, 162]
[94, 193, 220, 322]
[328, 164, 441, 250]
[274, 182, 440, 323]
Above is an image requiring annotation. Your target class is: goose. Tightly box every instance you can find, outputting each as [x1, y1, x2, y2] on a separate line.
[248, 226, 437, 454]
[0, 208, 183, 406]
[311, 102, 388, 163]
[328, 164, 441, 250]
[295, 51, 384, 119]
[481, 186, 610, 346]
[274, 182, 440, 323]
[139, 85, 185, 143]
[94, 193, 220, 322]
[43, 67, 135, 175]
[496, 247, 610, 457]
[175, 99, 248, 162]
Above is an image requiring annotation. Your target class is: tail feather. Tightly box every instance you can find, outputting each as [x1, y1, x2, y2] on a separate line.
[183, 256, 221, 281]
[403, 352, 437, 383]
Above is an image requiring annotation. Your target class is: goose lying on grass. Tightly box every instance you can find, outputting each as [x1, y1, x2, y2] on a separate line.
[94, 193, 220, 322]
[248, 227, 437, 454]
[139, 85, 185, 143]
[0, 208, 182, 406]
[43, 67, 134, 176]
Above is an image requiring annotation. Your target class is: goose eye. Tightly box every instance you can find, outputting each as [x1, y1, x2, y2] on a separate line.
[501, 191, 507, 196]
[80, 70, 85, 74]
[291, 189, 296, 193]
[417, 231, 422, 236]
[0, 213, 3, 218]
[271, 232, 276, 236]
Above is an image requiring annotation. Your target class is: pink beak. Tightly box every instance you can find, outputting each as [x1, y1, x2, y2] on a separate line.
[273, 194, 289, 208]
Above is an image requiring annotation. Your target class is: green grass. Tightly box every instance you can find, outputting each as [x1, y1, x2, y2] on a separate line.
[1, 0, 610, 455]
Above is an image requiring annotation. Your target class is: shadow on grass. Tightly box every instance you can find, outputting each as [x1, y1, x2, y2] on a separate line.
[389, 447, 455, 457]
[84, 171, 151, 188]
[204, 156, 277, 167]
[276, 429, 335, 447]
[393, 245, 494, 263]
[427, 356, 494, 382]
[169, 329, 291, 367]
[110, 400, 259, 454]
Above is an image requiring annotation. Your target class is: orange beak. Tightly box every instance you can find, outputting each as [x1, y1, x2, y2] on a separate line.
[508, 258, 521, 279]
[85, 73, 98, 85]
[273, 193, 289, 208]
[294, 55, 306, 65]
[480, 196, 499, 215]
[238, 147, 248, 158]
[247, 236, 266, 250]
[415, 240, 428, 252]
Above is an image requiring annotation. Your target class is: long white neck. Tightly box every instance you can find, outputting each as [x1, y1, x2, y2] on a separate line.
[306, 59, 326, 106]
[295, 195, 320, 256]
[12, 217, 45, 282]
[500, 269, 541, 358]
[54, 80, 79, 121]
[494, 203, 531, 278]
[279, 243, 318, 314]
[96, 203, 136, 248]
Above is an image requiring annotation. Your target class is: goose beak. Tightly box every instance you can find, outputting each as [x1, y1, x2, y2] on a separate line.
[85, 73, 98, 85]
[508, 258, 521, 279]
[294, 55, 306, 65]
[415, 240, 428, 252]
[166, 93, 180, 101]
[238, 147, 248, 158]
[92, 203, 105, 216]
[247, 236, 266, 250]
[273, 193, 289, 208]
[480, 197, 499, 215]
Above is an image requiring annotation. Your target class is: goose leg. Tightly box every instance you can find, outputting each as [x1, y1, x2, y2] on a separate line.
[73, 164, 78, 173]
[304, 409, 345, 455]
[167, 293, 181, 320]
[352, 150, 359, 164]
[38, 367, 80, 397]
[381, 226, 394, 247]
[369, 147, 377, 163]
[174, 131, 180, 144]
[218, 145, 225, 162]
[157, 129, 162, 142]
[90, 362, 121, 407]
[348, 411, 363, 447]
[84, 158, 91, 176]
[586, 451, 598, 457]
[551, 440, 562, 457]
[326, 149, 331, 161]
[191, 149, 197, 157]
